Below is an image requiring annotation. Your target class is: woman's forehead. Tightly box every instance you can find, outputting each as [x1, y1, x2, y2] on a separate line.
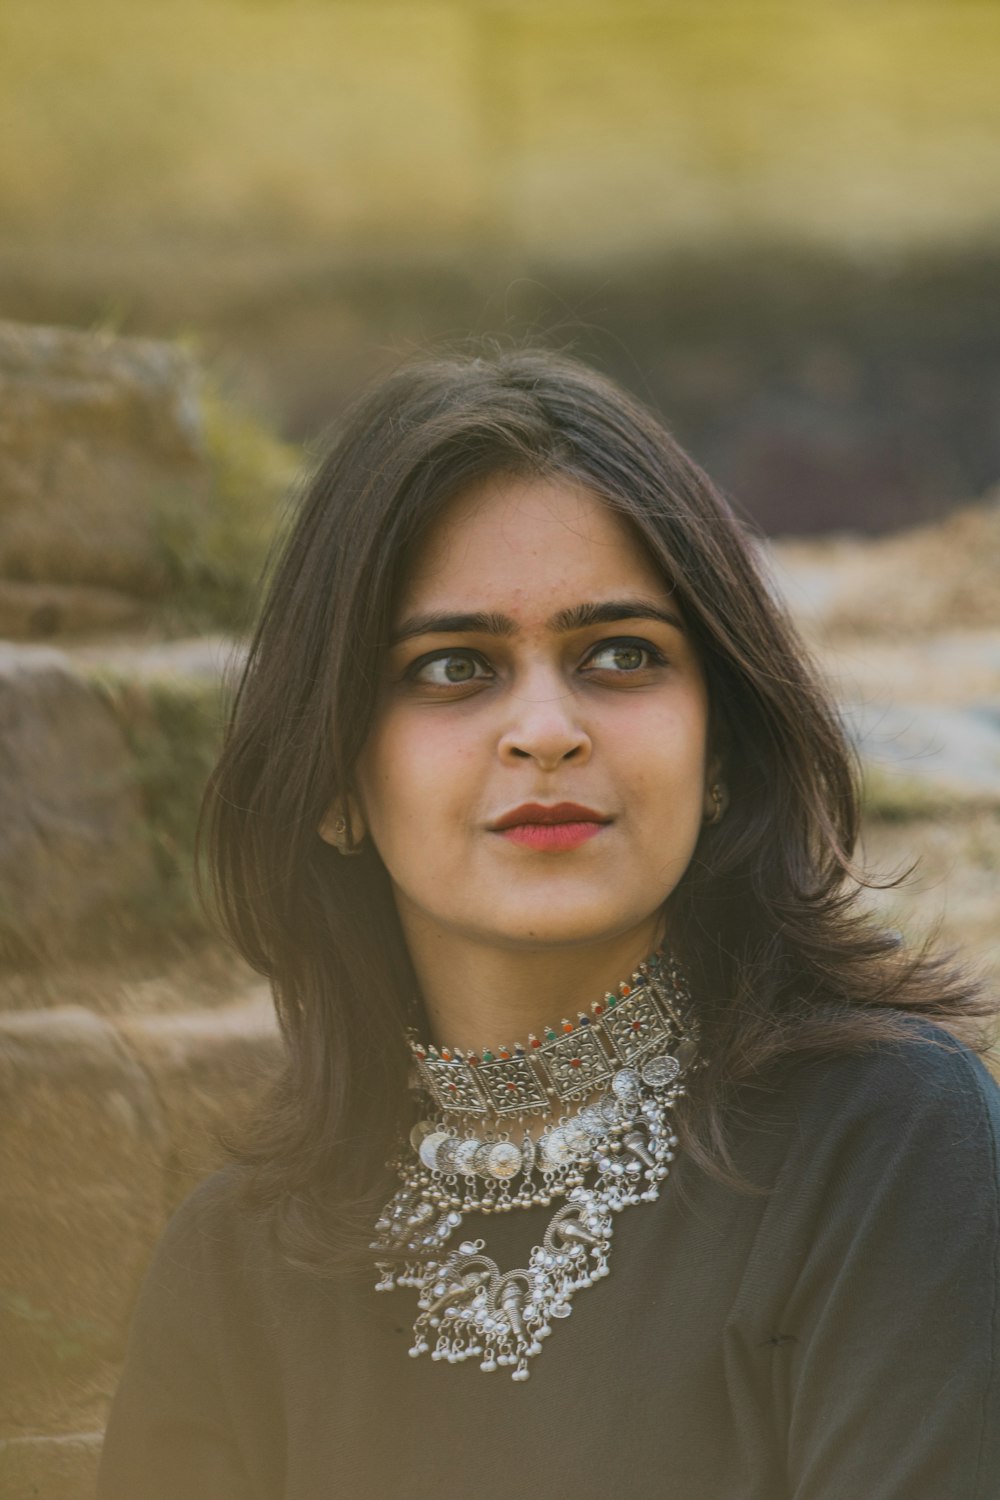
[395, 473, 673, 620]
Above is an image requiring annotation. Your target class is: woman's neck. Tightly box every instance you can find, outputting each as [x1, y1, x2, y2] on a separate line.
[401, 913, 664, 1054]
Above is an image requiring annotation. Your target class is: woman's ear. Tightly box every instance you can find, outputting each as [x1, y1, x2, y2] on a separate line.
[318, 795, 367, 855]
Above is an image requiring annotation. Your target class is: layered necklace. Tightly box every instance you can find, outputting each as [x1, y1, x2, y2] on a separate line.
[371, 948, 700, 1381]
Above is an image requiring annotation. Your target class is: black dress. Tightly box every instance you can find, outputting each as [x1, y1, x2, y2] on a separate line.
[98, 1024, 1000, 1499]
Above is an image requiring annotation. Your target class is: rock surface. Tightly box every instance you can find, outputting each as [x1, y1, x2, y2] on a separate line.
[0, 320, 209, 593]
[0, 644, 156, 961]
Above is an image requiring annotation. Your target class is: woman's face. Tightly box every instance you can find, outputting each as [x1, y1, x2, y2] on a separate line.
[352, 474, 714, 956]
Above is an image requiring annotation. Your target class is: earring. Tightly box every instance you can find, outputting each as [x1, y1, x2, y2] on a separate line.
[704, 782, 728, 826]
[331, 814, 364, 856]
[324, 809, 365, 856]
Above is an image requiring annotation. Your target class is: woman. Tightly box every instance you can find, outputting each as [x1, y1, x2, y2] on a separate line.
[98, 347, 1000, 1498]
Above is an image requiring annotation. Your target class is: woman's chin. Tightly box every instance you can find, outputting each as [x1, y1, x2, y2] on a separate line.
[461, 904, 663, 952]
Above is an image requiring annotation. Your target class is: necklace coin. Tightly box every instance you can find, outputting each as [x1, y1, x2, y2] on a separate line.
[562, 1118, 592, 1154]
[539, 1125, 573, 1170]
[642, 1054, 681, 1088]
[484, 1141, 522, 1180]
[418, 1130, 451, 1171]
[472, 1142, 495, 1176]
[453, 1138, 483, 1176]
[436, 1137, 460, 1175]
[611, 1067, 642, 1103]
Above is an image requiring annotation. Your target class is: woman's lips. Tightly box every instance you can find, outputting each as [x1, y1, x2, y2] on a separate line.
[489, 802, 611, 852]
[496, 820, 607, 852]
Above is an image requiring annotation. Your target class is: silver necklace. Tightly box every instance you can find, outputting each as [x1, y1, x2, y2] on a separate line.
[371, 951, 699, 1381]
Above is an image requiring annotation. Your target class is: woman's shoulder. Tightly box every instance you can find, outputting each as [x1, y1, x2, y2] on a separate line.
[139, 1163, 270, 1297]
[161, 1161, 253, 1231]
[773, 1018, 1000, 1135]
[740, 1018, 1000, 1219]
[728, 1020, 1000, 1325]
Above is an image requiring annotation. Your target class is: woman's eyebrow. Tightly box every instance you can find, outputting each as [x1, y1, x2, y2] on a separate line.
[390, 598, 685, 645]
[550, 599, 686, 634]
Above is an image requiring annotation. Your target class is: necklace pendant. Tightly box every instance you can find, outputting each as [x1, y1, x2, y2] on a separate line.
[385, 1063, 684, 1379]
[407, 1191, 617, 1380]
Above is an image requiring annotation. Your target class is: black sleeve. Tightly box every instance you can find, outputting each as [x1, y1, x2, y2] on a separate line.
[97, 1174, 256, 1500]
[753, 1035, 1000, 1500]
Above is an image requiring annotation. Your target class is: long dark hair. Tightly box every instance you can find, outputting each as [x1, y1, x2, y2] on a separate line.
[201, 345, 991, 1271]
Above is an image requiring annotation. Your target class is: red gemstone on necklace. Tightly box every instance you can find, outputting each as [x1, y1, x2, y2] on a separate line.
[570, 1058, 582, 1067]
[593, 1002, 604, 1015]
[529, 1036, 541, 1048]
[499, 1048, 511, 1060]
[632, 1020, 642, 1032]
[562, 1020, 574, 1034]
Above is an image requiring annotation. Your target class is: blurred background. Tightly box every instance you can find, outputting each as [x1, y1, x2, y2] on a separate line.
[2, 3, 999, 1491]
[3, 0, 1000, 530]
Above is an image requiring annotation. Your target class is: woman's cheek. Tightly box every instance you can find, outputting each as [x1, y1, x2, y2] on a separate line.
[379, 720, 476, 837]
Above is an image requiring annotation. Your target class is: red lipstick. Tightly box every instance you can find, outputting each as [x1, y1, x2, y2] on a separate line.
[490, 802, 610, 852]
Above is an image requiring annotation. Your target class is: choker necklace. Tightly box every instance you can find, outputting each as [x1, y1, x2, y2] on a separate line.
[371, 949, 700, 1381]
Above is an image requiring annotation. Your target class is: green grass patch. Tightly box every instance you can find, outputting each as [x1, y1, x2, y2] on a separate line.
[152, 378, 299, 632]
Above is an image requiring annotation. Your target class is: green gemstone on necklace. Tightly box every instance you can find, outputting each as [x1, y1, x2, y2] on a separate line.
[545, 1028, 557, 1041]
[482, 1049, 494, 1062]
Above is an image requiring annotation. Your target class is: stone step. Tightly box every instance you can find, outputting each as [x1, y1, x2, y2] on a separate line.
[0, 1430, 104, 1500]
[0, 639, 233, 965]
[0, 643, 157, 963]
[0, 996, 278, 1443]
[65, 631, 245, 682]
[0, 320, 208, 597]
[0, 581, 150, 642]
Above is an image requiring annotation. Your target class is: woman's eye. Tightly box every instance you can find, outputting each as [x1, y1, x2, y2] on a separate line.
[586, 640, 665, 673]
[409, 651, 492, 686]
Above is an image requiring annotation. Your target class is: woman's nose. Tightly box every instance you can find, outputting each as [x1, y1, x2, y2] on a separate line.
[497, 678, 592, 770]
